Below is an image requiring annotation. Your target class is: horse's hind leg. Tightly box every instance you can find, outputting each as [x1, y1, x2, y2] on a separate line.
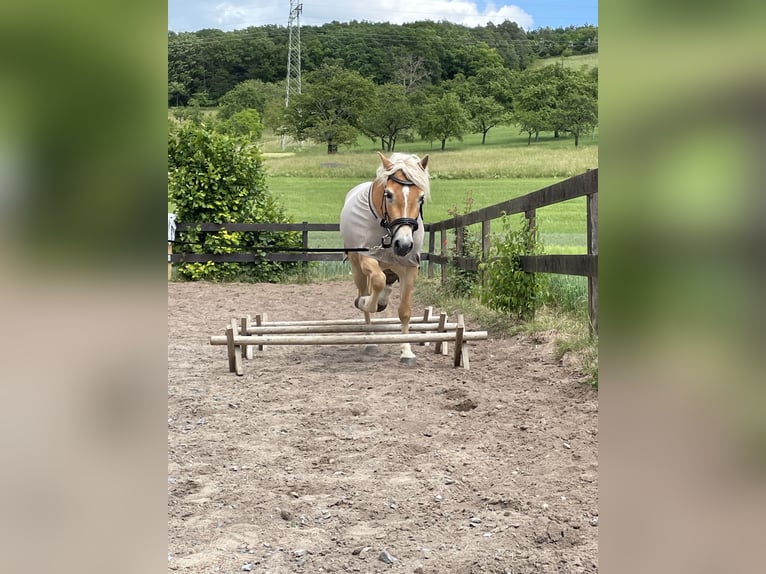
[397, 266, 418, 366]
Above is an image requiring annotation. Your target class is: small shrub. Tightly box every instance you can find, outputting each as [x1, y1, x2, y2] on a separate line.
[479, 215, 548, 320]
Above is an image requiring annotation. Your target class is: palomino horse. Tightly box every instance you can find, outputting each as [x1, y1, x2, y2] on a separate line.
[340, 152, 430, 366]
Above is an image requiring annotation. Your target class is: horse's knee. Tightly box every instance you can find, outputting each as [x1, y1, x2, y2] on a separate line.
[370, 271, 386, 293]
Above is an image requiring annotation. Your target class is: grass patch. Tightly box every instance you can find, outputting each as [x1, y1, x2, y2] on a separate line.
[262, 125, 597, 180]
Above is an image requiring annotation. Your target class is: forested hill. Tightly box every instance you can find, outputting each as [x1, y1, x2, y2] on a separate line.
[168, 22, 597, 104]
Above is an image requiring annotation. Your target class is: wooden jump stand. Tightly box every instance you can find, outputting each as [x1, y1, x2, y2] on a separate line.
[209, 307, 488, 376]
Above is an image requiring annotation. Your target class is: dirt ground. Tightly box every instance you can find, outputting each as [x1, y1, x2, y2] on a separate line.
[168, 281, 598, 573]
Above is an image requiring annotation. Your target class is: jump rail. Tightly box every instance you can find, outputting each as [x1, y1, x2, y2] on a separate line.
[209, 308, 488, 376]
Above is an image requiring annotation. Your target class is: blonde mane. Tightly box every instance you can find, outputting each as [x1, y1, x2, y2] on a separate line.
[374, 153, 431, 202]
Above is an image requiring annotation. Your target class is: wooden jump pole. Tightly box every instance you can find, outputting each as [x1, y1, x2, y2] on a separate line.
[210, 330, 488, 347]
[249, 316, 443, 327]
[243, 322, 460, 335]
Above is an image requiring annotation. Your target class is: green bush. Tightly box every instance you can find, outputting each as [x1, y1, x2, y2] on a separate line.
[168, 122, 300, 281]
[479, 215, 548, 320]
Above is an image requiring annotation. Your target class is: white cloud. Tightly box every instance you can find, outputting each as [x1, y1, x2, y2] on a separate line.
[308, 1, 534, 29]
[200, 1, 533, 31]
[212, 3, 281, 30]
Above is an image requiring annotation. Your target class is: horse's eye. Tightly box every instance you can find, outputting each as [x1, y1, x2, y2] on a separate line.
[384, 190, 393, 201]
[418, 196, 425, 204]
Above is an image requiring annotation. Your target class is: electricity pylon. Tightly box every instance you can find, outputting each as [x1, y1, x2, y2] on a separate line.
[282, 0, 302, 149]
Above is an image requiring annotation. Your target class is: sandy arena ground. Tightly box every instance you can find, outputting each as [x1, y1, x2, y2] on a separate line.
[168, 281, 598, 573]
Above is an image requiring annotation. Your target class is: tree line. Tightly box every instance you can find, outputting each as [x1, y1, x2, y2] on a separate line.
[169, 21, 597, 104]
[169, 21, 597, 151]
[172, 61, 597, 151]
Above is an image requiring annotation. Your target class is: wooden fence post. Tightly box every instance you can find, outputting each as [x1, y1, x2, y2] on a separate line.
[587, 192, 598, 336]
[301, 221, 309, 271]
[428, 227, 435, 278]
[481, 219, 491, 260]
[525, 209, 536, 233]
[480, 219, 491, 286]
[440, 228, 447, 286]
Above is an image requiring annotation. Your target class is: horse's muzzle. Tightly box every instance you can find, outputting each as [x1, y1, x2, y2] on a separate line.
[393, 237, 413, 256]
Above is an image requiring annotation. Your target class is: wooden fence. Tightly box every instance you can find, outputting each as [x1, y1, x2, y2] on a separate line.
[169, 169, 598, 333]
[424, 169, 598, 334]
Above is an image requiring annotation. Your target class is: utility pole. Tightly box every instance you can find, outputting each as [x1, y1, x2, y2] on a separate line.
[282, 0, 302, 149]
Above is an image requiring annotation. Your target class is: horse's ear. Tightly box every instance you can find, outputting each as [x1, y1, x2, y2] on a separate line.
[419, 155, 429, 171]
[377, 151, 394, 171]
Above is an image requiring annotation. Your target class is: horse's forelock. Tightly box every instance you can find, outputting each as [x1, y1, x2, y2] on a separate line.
[376, 153, 431, 201]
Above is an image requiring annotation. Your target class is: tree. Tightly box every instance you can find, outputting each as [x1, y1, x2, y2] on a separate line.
[465, 94, 509, 144]
[357, 83, 415, 152]
[220, 109, 264, 141]
[218, 80, 268, 120]
[284, 65, 375, 154]
[393, 54, 430, 94]
[514, 83, 555, 144]
[262, 98, 288, 134]
[416, 93, 470, 151]
[553, 74, 598, 147]
[514, 64, 598, 146]
[168, 81, 189, 107]
[168, 123, 299, 281]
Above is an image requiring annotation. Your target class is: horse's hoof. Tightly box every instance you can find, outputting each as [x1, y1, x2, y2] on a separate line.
[364, 344, 378, 354]
[354, 297, 360, 309]
[376, 302, 387, 312]
[399, 356, 417, 367]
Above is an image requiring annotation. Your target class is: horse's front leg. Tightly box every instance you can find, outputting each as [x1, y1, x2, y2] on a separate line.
[397, 266, 418, 366]
[349, 253, 372, 324]
[354, 257, 387, 314]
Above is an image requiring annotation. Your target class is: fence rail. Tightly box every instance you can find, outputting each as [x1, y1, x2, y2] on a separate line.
[169, 169, 598, 333]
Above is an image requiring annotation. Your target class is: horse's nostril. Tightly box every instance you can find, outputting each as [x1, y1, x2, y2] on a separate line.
[394, 241, 412, 256]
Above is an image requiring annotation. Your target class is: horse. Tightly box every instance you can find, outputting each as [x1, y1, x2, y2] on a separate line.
[340, 151, 430, 366]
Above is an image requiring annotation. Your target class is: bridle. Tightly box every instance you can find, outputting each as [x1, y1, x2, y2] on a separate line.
[368, 173, 423, 248]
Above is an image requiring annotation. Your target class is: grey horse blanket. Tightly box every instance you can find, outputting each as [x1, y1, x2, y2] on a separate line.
[340, 181, 423, 267]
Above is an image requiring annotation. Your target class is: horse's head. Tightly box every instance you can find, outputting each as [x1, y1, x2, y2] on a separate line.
[374, 152, 430, 257]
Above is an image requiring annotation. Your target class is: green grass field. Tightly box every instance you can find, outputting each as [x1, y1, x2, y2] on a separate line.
[263, 125, 597, 254]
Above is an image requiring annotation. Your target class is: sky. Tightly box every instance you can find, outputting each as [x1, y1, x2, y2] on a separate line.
[168, 1, 597, 33]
